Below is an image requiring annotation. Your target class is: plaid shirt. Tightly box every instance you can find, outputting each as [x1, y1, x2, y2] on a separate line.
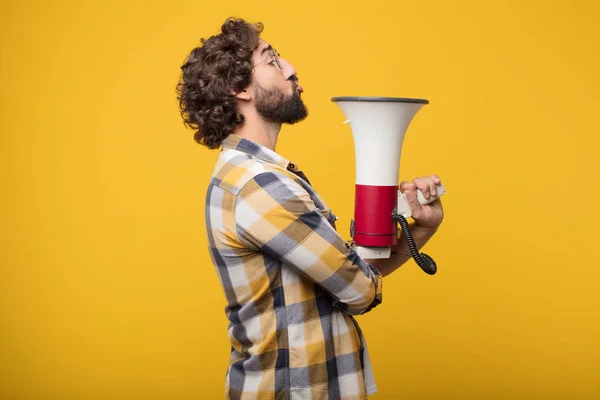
[205, 134, 383, 399]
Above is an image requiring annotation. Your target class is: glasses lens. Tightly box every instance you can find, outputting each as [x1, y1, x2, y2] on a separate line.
[273, 52, 281, 69]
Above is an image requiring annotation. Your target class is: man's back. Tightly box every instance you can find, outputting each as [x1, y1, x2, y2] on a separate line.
[205, 134, 382, 399]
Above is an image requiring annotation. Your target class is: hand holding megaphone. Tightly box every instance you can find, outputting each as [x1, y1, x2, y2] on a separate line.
[396, 175, 446, 223]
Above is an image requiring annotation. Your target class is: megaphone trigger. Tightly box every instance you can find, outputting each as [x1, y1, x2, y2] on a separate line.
[396, 192, 412, 219]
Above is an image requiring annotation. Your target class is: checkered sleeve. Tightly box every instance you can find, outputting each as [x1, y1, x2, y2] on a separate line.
[235, 171, 382, 315]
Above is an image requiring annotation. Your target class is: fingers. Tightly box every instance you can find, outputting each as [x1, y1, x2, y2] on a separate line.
[411, 177, 432, 199]
[398, 175, 442, 222]
[401, 175, 442, 200]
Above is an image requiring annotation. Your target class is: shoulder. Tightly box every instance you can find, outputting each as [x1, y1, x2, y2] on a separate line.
[210, 148, 297, 195]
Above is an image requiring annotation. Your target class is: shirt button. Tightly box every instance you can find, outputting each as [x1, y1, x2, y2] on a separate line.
[289, 163, 295, 169]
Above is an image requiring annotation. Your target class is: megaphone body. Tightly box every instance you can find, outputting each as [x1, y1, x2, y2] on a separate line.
[331, 96, 446, 266]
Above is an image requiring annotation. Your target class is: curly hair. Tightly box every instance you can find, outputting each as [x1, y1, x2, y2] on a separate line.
[176, 18, 264, 149]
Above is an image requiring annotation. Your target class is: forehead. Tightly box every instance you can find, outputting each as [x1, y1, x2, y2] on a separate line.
[257, 38, 269, 50]
[253, 38, 274, 58]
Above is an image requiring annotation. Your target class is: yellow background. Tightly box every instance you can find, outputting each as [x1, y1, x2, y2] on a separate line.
[1, 0, 599, 398]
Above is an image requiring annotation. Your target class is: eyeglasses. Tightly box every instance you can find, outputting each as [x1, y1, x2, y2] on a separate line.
[253, 49, 282, 70]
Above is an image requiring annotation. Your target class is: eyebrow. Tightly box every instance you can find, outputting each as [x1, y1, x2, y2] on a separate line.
[260, 45, 273, 56]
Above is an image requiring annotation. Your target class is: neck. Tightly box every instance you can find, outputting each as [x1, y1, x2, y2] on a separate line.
[232, 107, 281, 152]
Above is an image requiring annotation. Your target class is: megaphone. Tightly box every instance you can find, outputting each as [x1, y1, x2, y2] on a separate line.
[331, 96, 446, 275]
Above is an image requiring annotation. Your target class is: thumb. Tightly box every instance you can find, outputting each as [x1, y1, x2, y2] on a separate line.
[399, 181, 416, 193]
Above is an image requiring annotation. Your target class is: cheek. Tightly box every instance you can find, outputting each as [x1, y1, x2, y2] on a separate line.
[253, 68, 272, 83]
[255, 69, 290, 92]
[280, 77, 292, 91]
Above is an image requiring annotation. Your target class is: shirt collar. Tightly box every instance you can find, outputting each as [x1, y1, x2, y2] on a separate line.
[222, 134, 292, 170]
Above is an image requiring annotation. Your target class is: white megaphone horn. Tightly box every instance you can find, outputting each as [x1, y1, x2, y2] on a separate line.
[331, 96, 446, 275]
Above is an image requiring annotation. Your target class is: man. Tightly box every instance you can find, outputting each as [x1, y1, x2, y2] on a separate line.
[177, 18, 444, 399]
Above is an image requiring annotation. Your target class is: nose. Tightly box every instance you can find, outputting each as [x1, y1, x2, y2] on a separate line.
[279, 57, 297, 81]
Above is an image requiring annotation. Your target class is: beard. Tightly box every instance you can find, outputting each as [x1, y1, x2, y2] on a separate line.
[254, 81, 308, 124]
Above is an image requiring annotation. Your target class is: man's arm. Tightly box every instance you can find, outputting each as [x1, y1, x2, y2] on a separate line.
[365, 222, 438, 277]
[235, 171, 382, 315]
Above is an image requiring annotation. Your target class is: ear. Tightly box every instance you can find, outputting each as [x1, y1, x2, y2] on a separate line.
[231, 86, 252, 101]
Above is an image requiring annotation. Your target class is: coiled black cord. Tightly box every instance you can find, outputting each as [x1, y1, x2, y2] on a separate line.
[392, 212, 437, 275]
